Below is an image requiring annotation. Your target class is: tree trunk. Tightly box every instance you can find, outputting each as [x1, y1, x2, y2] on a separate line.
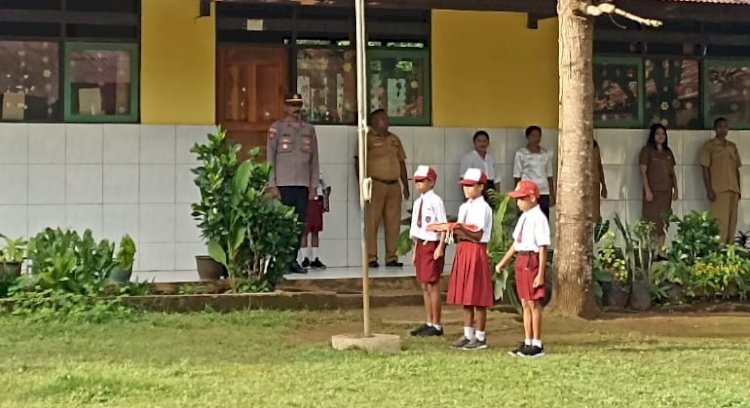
[549, 0, 598, 318]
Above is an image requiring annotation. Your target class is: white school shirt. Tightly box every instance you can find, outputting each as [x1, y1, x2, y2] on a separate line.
[513, 147, 554, 195]
[409, 190, 448, 242]
[512, 205, 551, 252]
[460, 150, 497, 183]
[456, 196, 493, 243]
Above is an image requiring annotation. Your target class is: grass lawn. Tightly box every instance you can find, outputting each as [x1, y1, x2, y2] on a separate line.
[1, 306, 749, 407]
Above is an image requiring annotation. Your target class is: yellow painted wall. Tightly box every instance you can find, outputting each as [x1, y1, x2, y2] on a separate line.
[431, 10, 558, 128]
[141, 0, 215, 124]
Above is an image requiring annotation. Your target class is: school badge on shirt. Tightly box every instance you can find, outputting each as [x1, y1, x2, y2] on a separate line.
[268, 128, 277, 140]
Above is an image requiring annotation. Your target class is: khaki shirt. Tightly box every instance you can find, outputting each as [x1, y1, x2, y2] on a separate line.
[700, 137, 741, 194]
[639, 146, 676, 192]
[267, 118, 320, 188]
[365, 130, 406, 181]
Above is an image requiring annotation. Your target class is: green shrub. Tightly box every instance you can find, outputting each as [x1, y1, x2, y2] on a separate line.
[115, 234, 136, 270]
[22, 228, 116, 295]
[191, 128, 300, 291]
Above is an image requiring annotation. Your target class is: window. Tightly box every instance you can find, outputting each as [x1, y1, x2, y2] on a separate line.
[368, 47, 430, 126]
[296, 45, 356, 124]
[0, 0, 140, 123]
[703, 60, 750, 128]
[593, 57, 644, 128]
[64, 43, 139, 122]
[644, 58, 701, 129]
[0, 41, 60, 122]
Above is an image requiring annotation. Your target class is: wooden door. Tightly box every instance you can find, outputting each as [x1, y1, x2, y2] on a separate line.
[217, 46, 289, 159]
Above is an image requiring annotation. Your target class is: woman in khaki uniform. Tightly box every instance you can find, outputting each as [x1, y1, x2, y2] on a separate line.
[639, 124, 678, 252]
[592, 139, 608, 222]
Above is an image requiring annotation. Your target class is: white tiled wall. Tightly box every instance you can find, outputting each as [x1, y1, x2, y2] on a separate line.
[0, 123, 212, 273]
[1, 123, 747, 274]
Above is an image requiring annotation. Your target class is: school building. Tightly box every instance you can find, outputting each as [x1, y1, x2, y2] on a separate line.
[1, 0, 750, 280]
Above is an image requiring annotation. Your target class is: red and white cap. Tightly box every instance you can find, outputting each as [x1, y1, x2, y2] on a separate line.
[459, 168, 488, 186]
[507, 180, 541, 199]
[411, 165, 437, 182]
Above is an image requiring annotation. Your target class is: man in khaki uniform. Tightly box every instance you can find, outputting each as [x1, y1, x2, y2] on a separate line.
[267, 93, 320, 274]
[701, 117, 742, 245]
[355, 109, 410, 268]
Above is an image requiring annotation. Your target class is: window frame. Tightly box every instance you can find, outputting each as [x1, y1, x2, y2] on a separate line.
[63, 41, 139, 123]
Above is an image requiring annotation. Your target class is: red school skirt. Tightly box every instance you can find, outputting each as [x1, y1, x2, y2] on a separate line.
[304, 199, 324, 234]
[414, 241, 444, 284]
[447, 241, 493, 307]
[515, 252, 545, 301]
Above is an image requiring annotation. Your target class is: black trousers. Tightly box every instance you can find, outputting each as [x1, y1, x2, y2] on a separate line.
[279, 186, 309, 264]
[539, 195, 550, 220]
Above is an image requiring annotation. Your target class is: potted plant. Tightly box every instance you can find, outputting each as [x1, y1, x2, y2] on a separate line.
[110, 234, 136, 283]
[614, 215, 658, 311]
[191, 128, 242, 281]
[596, 229, 630, 308]
[191, 128, 300, 291]
[0, 235, 26, 279]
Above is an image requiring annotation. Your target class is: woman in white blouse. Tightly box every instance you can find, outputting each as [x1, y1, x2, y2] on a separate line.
[460, 130, 499, 193]
[513, 126, 556, 219]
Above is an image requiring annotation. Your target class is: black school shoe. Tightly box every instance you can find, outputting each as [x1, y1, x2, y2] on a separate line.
[289, 262, 308, 274]
[368, 261, 379, 268]
[509, 343, 531, 357]
[386, 261, 403, 268]
[523, 346, 545, 358]
[310, 258, 327, 269]
[462, 338, 488, 350]
[418, 326, 444, 337]
[301, 258, 311, 268]
[451, 336, 472, 349]
[410, 324, 430, 336]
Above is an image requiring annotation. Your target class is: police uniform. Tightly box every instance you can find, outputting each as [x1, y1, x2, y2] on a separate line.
[639, 145, 676, 234]
[267, 93, 320, 271]
[700, 137, 742, 244]
[365, 129, 407, 265]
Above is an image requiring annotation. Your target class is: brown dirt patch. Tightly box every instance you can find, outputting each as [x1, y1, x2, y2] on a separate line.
[286, 305, 750, 348]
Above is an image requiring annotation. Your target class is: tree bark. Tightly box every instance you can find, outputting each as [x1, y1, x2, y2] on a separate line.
[549, 0, 598, 318]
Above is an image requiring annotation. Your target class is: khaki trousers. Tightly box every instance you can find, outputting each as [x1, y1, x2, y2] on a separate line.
[710, 191, 739, 245]
[366, 180, 402, 263]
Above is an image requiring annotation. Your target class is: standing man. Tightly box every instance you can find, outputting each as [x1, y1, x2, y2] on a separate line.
[701, 117, 742, 245]
[267, 93, 320, 274]
[355, 109, 410, 268]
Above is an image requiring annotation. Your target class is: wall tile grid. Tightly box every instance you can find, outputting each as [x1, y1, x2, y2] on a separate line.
[0, 123, 213, 273]
[0, 123, 745, 272]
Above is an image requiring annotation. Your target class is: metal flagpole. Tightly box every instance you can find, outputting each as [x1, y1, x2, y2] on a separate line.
[354, 0, 372, 338]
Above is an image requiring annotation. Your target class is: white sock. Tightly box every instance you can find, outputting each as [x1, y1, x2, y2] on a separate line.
[312, 247, 319, 259]
[426, 322, 433, 327]
[298, 249, 306, 261]
[475, 331, 486, 341]
[463, 326, 475, 340]
[524, 338, 532, 346]
[532, 339, 543, 348]
[433, 324, 442, 331]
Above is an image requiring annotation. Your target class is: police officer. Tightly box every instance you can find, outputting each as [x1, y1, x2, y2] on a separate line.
[701, 117, 742, 245]
[267, 93, 320, 274]
[356, 109, 410, 268]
